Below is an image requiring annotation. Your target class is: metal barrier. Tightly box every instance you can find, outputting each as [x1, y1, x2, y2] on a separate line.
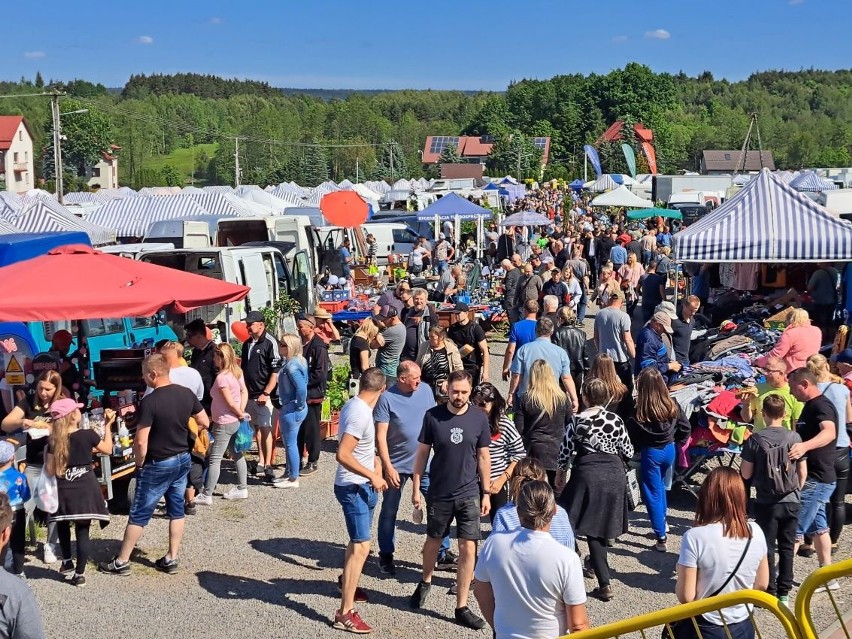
[795, 558, 852, 639]
[562, 590, 802, 639]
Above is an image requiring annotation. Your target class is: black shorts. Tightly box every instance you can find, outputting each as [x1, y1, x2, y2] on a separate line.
[426, 497, 481, 541]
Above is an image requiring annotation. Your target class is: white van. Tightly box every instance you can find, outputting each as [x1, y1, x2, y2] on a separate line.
[142, 220, 211, 248]
[137, 246, 315, 340]
[314, 222, 419, 269]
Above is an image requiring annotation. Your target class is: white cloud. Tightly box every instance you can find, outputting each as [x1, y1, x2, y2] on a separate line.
[645, 29, 670, 40]
[209, 17, 223, 24]
[612, 35, 628, 43]
[136, 35, 154, 45]
[23, 51, 46, 59]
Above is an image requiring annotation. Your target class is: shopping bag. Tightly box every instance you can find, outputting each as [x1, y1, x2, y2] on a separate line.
[232, 419, 253, 455]
[35, 470, 59, 514]
[625, 468, 641, 511]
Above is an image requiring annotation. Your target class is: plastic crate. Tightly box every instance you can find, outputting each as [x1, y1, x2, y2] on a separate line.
[332, 289, 351, 301]
[319, 300, 348, 313]
[320, 290, 335, 302]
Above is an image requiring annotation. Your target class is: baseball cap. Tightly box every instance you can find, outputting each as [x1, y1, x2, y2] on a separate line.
[655, 301, 678, 320]
[0, 441, 15, 464]
[651, 311, 674, 334]
[451, 302, 469, 314]
[243, 310, 264, 324]
[831, 348, 852, 365]
[50, 398, 84, 420]
[379, 305, 398, 320]
[52, 329, 73, 348]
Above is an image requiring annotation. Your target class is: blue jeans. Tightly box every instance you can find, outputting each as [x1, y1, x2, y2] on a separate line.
[640, 443, 675, 540]
[334, 483, 378, 543]
[436, 260, 448, 275]
[577, 286, 588, 323]
[129, 452, 191, 526]
[280, 402, 308, 480]
[377, 472, 450, 557]
[797, 480, 836, 540]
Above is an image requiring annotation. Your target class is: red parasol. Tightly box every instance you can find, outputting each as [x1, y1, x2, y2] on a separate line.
[0, 245, 249, 321]
[320, 191, 369, 227]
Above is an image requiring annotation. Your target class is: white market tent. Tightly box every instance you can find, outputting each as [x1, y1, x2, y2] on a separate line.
[3, 197, 115, 245]
[586, 174, 619, 192]
[88, 195, 211, 237]
[673, 168, 852, 263]
[589, 185, 653, 208]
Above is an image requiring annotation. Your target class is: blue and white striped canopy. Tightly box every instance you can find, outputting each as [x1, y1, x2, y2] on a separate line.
[673, 168, 852, 263]
[3, 198, 115, 245]
[88, 195, 210, 237]
[789, 171, 838, 192]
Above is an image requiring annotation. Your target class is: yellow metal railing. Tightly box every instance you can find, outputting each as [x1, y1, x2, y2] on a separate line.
[796, 558, 852, 639]
[562, 590, 802, 639]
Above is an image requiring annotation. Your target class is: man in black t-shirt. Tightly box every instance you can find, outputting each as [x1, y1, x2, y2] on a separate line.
[787, 368, 839, 579]
[184, 319, 216, 414]
[410, 371, 490, 630]
[447, 303, 489, 387]
[100, 354, 208, 577]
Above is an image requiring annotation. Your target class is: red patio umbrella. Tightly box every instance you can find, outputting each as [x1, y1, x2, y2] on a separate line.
[320, 191, 370, 227]
[0, 245, 249, 321]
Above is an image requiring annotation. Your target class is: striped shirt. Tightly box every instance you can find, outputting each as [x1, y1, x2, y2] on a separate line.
[489, 416, 526, 481]
[492, 503, 576, 549]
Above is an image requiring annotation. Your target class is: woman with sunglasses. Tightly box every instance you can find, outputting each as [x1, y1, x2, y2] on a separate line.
[272, 334, 308, 489]
[416, 326, 463, 401]
[471, 383, 525, 520]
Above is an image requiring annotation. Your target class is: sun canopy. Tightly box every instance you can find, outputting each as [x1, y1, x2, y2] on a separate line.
[88, 196, 210, 237]
[500, 211, 551, 227]
[590, 185, 654, 209]
[627, 208, 683, 221]
[416, 192, 491, 221]
[3, 198, 115, 245]
[0, 245, 249, 321]
[673, 168, 852, 263]
[790, 171, 838, 192]
[587, 174, 619, 193]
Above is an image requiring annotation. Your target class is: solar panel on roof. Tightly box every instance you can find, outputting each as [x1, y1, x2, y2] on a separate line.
[533, 137, 548, 149]
[429, 136, 459, 155]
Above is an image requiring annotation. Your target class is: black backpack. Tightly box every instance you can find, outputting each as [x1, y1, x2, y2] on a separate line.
[754, 431, 800, 497]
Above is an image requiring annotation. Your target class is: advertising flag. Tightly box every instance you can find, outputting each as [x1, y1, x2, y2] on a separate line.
[583, 145, 603, 177]
[621, 144, 637, 177]
[641, 142, 658, 175]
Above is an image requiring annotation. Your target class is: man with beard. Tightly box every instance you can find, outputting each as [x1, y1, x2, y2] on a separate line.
[401, 288, 437, 362]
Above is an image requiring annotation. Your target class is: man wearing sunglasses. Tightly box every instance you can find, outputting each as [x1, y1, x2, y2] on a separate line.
[739, 356, 803, 432]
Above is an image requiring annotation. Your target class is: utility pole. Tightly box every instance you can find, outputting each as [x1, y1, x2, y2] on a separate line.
[50, 91, 64, 204]
[355, 156, 360, 183]
[234, 137, 241, 187]
[389, 142, 394, 180]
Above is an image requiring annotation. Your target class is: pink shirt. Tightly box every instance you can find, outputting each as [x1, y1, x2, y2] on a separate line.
[755, 324, 822, 373]
[211, 371, 246, 424]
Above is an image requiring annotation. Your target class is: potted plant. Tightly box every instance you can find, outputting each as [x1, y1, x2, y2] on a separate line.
[321, 363, 351, 439]
[260, 292, 301, 338]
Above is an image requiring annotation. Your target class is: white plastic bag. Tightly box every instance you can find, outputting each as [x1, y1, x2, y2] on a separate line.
[34, 470, 59, 514]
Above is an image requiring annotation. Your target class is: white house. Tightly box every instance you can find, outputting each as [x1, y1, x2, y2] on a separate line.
[0, 115, 35, 194]
[87, 144, 120, 190]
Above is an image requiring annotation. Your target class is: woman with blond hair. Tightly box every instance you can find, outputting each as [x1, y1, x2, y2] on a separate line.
[196, 343, 249, 503]
[557, 378, 633, 602]
[805, 353, 850, 552]
[675, 468, 768, 639]
[755, 308, 822, 373]
[273, 334, 308, 489]
[618, 253, 645, 315]
[47, 399, 113, 587]
[595, 266, 619, 307]
[513, 360, 570, 486]
[349, 318, 380, 381]
[628, 368, 691, 552]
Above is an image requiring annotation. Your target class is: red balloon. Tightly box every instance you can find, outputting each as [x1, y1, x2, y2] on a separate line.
[230, 321, 249, 343]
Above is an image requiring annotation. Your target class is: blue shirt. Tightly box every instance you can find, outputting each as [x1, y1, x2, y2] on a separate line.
[510, 337, 572, 395]
[0, 466, 30, 511]
[278, 357, 308, 411]
[818, 381, 851, 449]
[492, 502, 575, 549]
[635, 326, 670, 378]
[508, 319, 537, 349]
[657, 232, 672, 247]
[340, 247, 351, 276]
[374, 382, 436, 474]
[610, 245, 627, 265]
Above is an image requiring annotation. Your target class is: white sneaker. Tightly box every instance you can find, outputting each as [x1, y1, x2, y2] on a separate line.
[43, 544, 57, 564]
[194, 493, 213, 506]
[273, 479, 299, 489]
[815, 580, 841, 593]
[223, 488, 248, 500]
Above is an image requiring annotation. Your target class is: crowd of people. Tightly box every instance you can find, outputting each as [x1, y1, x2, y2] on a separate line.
[0, 187, 848, 639]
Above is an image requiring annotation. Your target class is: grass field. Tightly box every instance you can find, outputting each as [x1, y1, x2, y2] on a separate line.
[144, 143, 218, 183]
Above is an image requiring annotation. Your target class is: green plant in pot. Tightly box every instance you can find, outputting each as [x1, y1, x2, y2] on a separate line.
[327, 363, 351, 414]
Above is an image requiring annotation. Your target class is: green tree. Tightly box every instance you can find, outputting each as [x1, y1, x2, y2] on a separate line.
[161, 164, 182, 186]
[487, 131, 542, 179]
[34, 72, 44, 88]
[372, 142, 407, 181]
[300, 146, 329, 185]
[42, 98, 113, 181]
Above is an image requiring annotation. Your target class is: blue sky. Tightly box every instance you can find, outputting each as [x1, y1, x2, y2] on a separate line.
[5, 0, 850, 90]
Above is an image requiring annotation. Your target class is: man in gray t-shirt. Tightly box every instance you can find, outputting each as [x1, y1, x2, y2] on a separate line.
[376, 306, 406, 386]
[0, 494, 45, 639]
[593, 293, 634, 364]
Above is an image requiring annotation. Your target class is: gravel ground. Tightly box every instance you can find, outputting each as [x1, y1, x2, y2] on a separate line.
[25, 302, 850, 639]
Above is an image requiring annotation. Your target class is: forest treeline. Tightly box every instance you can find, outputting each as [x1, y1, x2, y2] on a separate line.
[0, 65, 850, 189]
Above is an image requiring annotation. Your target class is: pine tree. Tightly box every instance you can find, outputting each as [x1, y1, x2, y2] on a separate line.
[34, 71, 44, 88]
[300, 146, 329, 186]
[372, 142, 407, 181]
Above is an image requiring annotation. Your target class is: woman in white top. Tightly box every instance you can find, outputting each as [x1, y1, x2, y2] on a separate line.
[675, 467, 769, 639]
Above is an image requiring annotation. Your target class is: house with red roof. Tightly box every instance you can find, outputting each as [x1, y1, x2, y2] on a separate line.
[422, 135, 551, 167]
[88, 144, 121, 189]
[0, 116, 35, 194]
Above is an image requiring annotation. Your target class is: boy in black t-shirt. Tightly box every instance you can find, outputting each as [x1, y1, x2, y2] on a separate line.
[741, 394, 807, 605]
[447, 304, 489, 387]
[100, 354, 208, 577]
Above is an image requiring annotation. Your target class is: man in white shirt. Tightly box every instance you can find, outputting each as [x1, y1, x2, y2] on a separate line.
[475, 480, 589, 638]
[333, 368, 388, 634]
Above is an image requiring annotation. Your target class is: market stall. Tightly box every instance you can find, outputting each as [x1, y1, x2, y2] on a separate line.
[0, 244, 249, 502]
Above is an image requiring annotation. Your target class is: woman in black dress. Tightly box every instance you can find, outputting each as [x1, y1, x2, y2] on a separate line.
[47, 399, 113, 587]
[2, 370, 64, 564]
[556, 378, 634, 602]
